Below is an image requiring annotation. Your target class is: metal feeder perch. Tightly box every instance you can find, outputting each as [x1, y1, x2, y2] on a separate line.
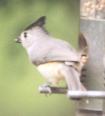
[39, 86, 105, 99]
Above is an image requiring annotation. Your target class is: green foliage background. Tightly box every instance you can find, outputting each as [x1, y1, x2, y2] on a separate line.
[0, 0, 79, 116]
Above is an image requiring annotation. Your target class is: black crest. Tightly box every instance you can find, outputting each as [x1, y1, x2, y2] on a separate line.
[25, 16, 46, 30]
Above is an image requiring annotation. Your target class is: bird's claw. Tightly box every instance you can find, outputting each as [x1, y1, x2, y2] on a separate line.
[38, 84, 52, 95]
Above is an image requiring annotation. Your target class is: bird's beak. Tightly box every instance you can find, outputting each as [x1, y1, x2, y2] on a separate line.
[15, 37, 21, 43]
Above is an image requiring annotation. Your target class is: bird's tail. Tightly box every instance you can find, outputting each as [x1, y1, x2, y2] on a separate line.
[61, 33, 88, 91]
[61, 65, 86, 91]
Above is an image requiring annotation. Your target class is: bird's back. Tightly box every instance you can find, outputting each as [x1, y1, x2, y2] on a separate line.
[29, 35, 80, 65]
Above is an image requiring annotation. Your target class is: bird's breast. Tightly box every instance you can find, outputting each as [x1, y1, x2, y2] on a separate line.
[37, 62, 65, 85]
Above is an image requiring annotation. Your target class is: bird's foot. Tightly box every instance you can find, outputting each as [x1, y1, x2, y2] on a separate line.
[38, 83, 52, 96]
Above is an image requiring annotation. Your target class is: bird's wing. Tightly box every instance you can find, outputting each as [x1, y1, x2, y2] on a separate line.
[30, 37, 81, 65]
[43, 38, 80, 62]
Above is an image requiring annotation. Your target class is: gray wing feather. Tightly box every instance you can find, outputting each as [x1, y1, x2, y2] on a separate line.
[43, 38, 80, 62]
[30, 37, 80, 65]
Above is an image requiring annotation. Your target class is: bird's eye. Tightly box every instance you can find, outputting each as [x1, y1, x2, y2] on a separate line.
[24, 32, 27, 38]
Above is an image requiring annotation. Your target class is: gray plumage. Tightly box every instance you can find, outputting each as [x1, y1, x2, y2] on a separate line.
[16, 16, 88, 91]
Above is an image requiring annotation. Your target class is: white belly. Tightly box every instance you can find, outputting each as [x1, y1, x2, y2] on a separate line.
[37, 62, 65, 85]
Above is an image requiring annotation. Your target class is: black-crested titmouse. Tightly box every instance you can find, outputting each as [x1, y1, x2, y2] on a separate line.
[16, 16, 88, 91]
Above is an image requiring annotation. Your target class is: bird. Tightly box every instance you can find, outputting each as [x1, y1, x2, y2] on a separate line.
[15, 16, 88, 91]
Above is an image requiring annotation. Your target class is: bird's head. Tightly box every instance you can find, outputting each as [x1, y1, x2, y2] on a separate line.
[15, 16, 47, 48]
